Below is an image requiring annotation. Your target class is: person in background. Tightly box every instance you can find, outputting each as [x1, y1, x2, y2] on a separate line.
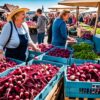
[47, 13, 55, 44]
[67, 14, 73, 25]
[72, 14, 76, 25]
[28, 13, 38, 43]
[32, 13, 38, 34]
[36, 9, 47, 44]
[55, 12, 60, 18]
[89, 14, 96, 26]
[52, 10, 76, 47]
[79, 14, 83, 23]
[0, 8, 40, 61]
[84, 15, 90, 25]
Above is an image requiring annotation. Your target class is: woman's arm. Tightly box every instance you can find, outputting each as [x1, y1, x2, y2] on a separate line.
[27, 29, 40, 52]
[24, 22, 40, 52]
[0, 22, 11, 50]
[0, 50, 5, 60]
[0, 22, 11, 60]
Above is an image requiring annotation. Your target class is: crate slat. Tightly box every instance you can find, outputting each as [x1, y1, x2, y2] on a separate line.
[51, 82, 62, 100]
[65, 97, 69, 100]
[76, 98, 79, 100]
[95, 99, 100, 100]
[84, 98, 88, 100]
[45, 79, 62, 100]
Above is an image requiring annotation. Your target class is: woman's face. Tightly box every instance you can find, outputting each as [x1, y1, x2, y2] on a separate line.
[63, 13, 69, 21]
[16, 11, 26, 23]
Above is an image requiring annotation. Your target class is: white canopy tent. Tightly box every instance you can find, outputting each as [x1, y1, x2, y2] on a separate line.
[48, 5, 88, 12]
[80, 7, 97, 14]
[58, 0, 100, 34]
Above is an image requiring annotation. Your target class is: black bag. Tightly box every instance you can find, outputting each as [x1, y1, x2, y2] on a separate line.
[3, 21, 13, 50]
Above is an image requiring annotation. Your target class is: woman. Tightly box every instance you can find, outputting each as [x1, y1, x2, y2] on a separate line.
[0, 8, 40, 61]
[52, 10, 75, 46]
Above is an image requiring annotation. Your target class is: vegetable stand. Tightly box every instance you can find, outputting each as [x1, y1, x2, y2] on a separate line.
[28, 60, 65, 100]
[0, 59, 64, 100]
[64, 63, 100, 99]
[40, 46, 73, 65]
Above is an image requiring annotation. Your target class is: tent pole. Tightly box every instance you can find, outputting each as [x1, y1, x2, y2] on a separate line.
[76, 6, 79, 27]
[94, 3, 100, 34]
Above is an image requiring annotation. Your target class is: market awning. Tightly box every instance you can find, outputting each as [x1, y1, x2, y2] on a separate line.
[58, 0, 100, 34]
[58, 0, 100, 7]
[80, 7, 97, 14]
[48, 5, 88, 10]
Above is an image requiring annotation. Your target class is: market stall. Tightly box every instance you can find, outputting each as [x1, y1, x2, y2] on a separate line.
[58, 0, 100, 100]
[59, 0, 100, 34]
[0, 1, 100, 100]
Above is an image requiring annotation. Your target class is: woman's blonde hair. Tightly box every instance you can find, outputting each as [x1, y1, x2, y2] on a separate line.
[60, 10, 70, 19]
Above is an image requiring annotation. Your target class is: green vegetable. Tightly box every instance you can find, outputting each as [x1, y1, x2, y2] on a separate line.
[80, 23, 100, 34]
[72, 43, 93, 52]
[96, 28, 100, 34]
[73, 50, 98, 60]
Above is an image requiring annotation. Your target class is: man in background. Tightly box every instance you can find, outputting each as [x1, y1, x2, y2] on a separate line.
[36, 9, 47, 44]
[32, 13, 38, 34]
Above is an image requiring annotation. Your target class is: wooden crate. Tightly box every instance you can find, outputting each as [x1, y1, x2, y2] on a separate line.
[65, 97, 100, 100]
[45, 79, 63, 100]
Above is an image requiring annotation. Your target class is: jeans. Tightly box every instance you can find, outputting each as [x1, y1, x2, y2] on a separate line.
[37, 33, 45, 44]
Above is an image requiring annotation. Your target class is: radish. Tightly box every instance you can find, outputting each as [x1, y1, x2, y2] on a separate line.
[0, 63, 59, 99]
[70, 75, 76, 80]
[67, 63, 100, 82]
[15, 95, 20, 100]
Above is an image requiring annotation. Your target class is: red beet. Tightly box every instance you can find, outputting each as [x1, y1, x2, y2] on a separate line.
[67, 63, 100, 82]
[48, 48, 70, 58]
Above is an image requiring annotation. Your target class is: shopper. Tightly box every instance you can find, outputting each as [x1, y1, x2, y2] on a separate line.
[32, 13, 38, 34]
[47, 13, 54, 44]
[36, 9, 47, 44]
[79, 14, 83, 23]
[68, 14, 73, 25]
[52, 10, 75, 46]
[0, 8, 40, 61]
[55, 12, 60, 18]
[89, 14, 96, 26]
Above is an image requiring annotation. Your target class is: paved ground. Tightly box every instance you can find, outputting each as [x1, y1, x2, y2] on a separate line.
[30, 33, 48, 44]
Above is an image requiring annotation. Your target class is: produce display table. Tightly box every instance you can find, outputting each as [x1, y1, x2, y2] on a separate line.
[79, 23, 100, 34]
[0, 38, 100, 100]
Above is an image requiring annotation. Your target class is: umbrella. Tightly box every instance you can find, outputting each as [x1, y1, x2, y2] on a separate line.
[58, 0, 100, 34]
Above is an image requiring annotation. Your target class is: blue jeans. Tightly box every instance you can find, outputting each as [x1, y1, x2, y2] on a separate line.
[37, 33, 45, 44]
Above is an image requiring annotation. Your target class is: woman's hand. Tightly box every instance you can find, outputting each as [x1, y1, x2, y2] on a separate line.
[68, 36, 76, 41]
[0, 53, 5, 61]
[28, 42, 41, 52]
[35, 47, 41, 52]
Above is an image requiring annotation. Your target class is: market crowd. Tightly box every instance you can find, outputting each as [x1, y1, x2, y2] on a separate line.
[0, 7, 100, 61]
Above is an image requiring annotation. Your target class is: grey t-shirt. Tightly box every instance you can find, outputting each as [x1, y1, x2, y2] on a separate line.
[37, 15, 47, 34]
